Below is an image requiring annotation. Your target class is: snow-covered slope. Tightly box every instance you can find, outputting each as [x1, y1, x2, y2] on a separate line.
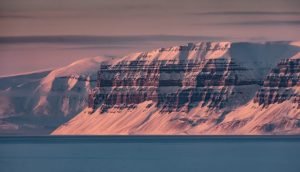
[32, 56, 111, 116]
[0, 56, 111, 135]
[52, 41, 300, 135]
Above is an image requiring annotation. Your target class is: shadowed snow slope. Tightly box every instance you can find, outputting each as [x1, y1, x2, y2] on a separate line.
[0, 56, 111, 135]
[52, 41, 300, 135]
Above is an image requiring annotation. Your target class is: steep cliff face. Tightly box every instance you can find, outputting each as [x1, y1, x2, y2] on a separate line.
[87, 42, 262, 113]
[52, 41, 300, 135]
[88, 58, 258, 113]
[254, 58, 300, 107]
[212, 56, 300, 134]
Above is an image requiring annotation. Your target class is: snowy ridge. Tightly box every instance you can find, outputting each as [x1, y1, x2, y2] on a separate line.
[119, 42, 231, 62]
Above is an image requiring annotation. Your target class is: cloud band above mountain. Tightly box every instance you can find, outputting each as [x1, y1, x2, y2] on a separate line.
[0, 35, 227, 45]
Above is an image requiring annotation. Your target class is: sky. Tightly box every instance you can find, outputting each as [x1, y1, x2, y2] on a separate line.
[0, 0, 300, 76]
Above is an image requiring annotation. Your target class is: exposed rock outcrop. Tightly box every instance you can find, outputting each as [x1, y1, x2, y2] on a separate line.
[88, 58, 260, 113]
[254, 59, 300, 107]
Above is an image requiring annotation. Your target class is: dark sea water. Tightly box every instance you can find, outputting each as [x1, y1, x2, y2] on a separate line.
[0, 136, 300, 172]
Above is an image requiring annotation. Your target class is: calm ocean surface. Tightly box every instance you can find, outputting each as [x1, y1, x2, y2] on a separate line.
[0, 136, 300, 172]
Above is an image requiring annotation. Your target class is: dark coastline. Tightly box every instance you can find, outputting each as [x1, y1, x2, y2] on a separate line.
[1, 135, 300, 144]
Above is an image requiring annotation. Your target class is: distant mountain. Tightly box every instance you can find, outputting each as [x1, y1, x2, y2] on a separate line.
[1, 42, 300, 135]
[0, 56, 111, 135]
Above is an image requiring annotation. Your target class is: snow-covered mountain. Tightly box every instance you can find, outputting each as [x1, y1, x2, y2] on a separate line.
[1, 41, 300, 135]
[0, 56, 112, 135]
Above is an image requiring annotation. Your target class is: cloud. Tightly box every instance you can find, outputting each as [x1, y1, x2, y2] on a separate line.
[221, 20, 300, 26]
[189, 11, 300, 16]
[0, 35, 227, 45]
[191, 19, 300, 27]
[59, 45, 132, 50]
[0, 14, 34, 19]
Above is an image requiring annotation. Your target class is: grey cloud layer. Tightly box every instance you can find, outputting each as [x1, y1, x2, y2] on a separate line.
[219, 20, 300, 26]
[189, 11, 300, 16]
[0, 35, 226, 45]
